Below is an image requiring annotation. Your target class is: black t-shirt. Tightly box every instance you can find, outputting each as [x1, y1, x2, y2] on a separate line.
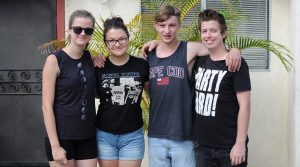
[95, 56, 149, 134]
[193, 55, 251, 148]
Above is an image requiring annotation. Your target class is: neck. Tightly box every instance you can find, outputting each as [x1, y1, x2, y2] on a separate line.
[209, 46, 228, 61]
[156, 39, 180, 58]
[64, 43, 85, 59]
[159, 39, 179, 50]
[109, 54, 130, 66]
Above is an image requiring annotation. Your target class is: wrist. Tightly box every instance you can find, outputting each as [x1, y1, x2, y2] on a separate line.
[235, 140, 246, 144]
[51, 144, 61, 149]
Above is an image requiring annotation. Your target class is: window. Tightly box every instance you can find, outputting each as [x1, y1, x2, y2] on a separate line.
[204, 0, 270, 70]
[141, 0, 270, 70]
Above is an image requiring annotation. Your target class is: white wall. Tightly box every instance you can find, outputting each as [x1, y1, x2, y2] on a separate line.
[65, 0, 140, 31]
[64, 0, 297, 167]
[248, 0, 293, 166]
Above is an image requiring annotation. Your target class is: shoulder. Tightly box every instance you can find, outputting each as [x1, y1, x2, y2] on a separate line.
[130, 56, 149, 66]
[240, 58, 249, 70]
[187, 42, 204, 50]
[187, 42, 209, 57]
[45, 54, 58, 65]
[43, 54, 59, 75]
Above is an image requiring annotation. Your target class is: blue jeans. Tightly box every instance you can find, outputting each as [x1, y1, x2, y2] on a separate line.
[96, 128, 144, 160]
[194, 143, 248, 167]
[148, 137, 196, 167]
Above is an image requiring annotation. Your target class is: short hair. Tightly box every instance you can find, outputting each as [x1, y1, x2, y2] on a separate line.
[68, 10, 95, 29]
[198, 9, 227, 35]
[155, 5, 181, 23]
[103, 17, 130, 43]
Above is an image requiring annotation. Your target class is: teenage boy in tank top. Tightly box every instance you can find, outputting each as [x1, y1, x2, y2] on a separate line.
[145, 5, 241, 167]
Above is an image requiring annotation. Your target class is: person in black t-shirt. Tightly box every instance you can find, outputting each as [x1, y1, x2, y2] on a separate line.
[193, 9, 251, 167]
[94, 17, 149, 167]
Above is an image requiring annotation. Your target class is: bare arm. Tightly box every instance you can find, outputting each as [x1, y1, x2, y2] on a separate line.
[230, 90, 251, 166]
[140, 40, 158, 58]
[92, 53, 106, 68]
[186, 42, 208, 76]
[42, 55, 67, 164]
[226, 48, 241, 72]
[143, 81, 150, 96]
[187, 42, 241, 72]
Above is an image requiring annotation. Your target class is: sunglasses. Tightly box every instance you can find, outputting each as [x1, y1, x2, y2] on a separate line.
[71, 26, 94, 35]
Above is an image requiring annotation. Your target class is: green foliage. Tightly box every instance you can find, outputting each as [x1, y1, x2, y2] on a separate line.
[226, 36, 293, 71]
[39, 0, 294, 131]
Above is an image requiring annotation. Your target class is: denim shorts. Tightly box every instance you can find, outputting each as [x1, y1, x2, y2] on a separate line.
[96, 127, 145, 160]
[148, 137, 196, 167]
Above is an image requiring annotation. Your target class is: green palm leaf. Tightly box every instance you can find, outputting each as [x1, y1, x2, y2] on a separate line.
[226, 36, 293, 71]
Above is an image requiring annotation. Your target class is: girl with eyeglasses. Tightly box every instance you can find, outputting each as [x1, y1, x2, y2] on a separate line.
[94, 17, 149, 167]
[42, 10, 97, 167]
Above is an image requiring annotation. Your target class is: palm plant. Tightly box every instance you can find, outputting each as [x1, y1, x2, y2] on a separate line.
[39, 0, 293, 131]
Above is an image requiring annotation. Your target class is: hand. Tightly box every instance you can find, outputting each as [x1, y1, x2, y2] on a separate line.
[141, 40, 158, 57]
[230, 142, 246, 166]
[52, 145, 67, 165]
[226, 48, 241, 72]
[93, 53, 106, 67]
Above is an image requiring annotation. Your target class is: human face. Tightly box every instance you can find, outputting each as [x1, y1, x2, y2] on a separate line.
[69, 17, 94, 46]
[105, 28, 129, 57]
[155, 16, 180, 44]
[200, 20, 226, 51]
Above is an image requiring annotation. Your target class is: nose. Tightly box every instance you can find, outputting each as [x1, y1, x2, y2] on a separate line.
[80, 30, 86, 35]
[206, 31, 212, 37]
[115, 40, 121, 46]
[164, 26, 170, 34]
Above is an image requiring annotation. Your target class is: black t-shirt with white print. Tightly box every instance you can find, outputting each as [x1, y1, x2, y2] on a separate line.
[193, 55, 251, 149]
[95, 56, 149, 134]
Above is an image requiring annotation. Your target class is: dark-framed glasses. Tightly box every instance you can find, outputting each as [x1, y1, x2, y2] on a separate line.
[106, 37, 128, 46]
[71, 26, 94, 35]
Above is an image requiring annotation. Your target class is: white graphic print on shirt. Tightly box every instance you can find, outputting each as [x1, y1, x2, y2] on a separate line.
[195, 67, 227, 117]
[149, 66, 184, 86]
[101, 73, 142, 105]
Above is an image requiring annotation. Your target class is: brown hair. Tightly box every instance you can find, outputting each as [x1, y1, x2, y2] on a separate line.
[198, 9, 227, 35]
[155, 5, 181, 23]
[103, 16, 129, 43]
[68, 10, 95, 29]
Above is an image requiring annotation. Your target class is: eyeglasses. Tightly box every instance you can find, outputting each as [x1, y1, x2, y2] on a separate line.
[77, 62, 88, 120]
[71, 26, 94, 35]
[106, 38, 128, 46]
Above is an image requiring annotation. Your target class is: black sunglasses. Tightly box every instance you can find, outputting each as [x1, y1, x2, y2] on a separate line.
[71, 26, 94, 35]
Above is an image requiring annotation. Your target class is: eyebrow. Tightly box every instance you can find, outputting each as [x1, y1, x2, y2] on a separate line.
[106, 36, 127, 40]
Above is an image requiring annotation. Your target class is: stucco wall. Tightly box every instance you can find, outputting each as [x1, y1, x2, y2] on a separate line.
[248, 0, 292, 166]
[64, 0, 296, 167]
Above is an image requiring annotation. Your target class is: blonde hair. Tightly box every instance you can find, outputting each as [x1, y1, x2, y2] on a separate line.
[155, 5, 181, 23]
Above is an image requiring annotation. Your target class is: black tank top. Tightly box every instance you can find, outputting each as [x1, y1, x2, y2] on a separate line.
[147, 41, 193, 140]
[52, 49, 96, 139]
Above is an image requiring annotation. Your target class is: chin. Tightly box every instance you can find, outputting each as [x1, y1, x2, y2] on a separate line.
[76, 40, 89, 46]
[162, 38, 175, 44]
